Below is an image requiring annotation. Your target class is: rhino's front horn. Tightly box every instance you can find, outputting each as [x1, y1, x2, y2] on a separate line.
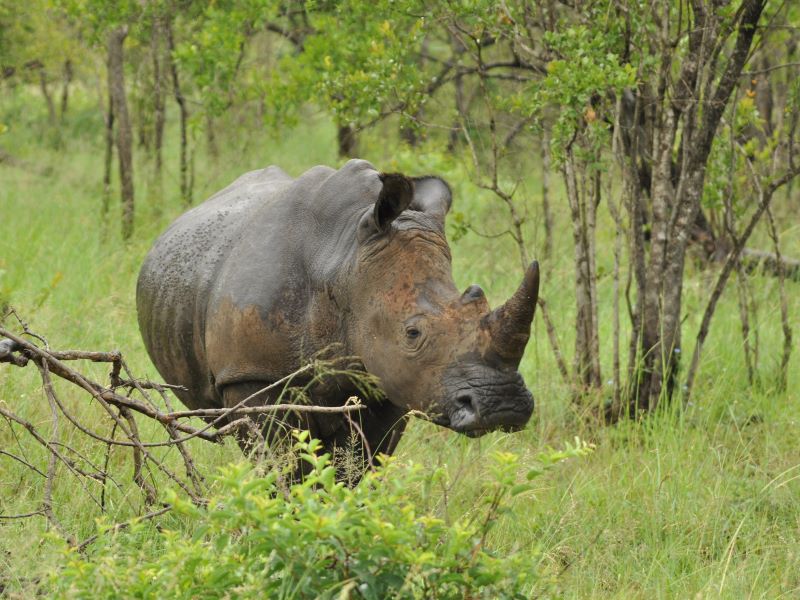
[484, 261, 540, 369]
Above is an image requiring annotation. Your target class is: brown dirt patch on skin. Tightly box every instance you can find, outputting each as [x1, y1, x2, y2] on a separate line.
[205, 297, 297, 387]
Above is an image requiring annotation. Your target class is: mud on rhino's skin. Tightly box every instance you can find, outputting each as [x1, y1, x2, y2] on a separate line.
[137, 159, 539, 481]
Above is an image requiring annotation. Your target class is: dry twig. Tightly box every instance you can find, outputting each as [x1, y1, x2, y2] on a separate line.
[0, 312, 365, 549]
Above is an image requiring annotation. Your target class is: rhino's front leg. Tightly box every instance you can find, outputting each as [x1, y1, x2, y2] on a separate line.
[220, 382, 408, 486]
[318, 401, 408, 486]
[221, 381, 321, 479]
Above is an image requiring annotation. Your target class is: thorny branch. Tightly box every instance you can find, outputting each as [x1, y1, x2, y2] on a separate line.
[0, 312, 365, 550]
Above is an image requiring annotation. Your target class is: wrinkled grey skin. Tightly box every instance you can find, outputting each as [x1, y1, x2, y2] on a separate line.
[137, 159, 537, 478]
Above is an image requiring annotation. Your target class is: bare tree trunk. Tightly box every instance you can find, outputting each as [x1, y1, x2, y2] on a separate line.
[59, 60, 73, 120]
[563, 148, 601, 392]
[734, 262, 755, 385]
[724, 162, 755, 386]
[133, 61, 151, 151]
[754, 55, 773, 138]
[541, 128, 553, 261]
[189, 144, 195, 204]
[165, 18, 191, 205]
[638, 103, 677, 409]
[617, 86, 648, 408]
[152, 17, 166, 184]
[765, 206, 792, 392]
[606, 175, 623, 409]
[447, 74, 465, 152]
[337, 123, 358, 159]
[586, 170, 602, 387]
[108, 26, 135, 240]
[206, 113, 218, 160]
[786, 41, 798, 203]
[102, 85, 114, 221]
[39, 68, 57, 125]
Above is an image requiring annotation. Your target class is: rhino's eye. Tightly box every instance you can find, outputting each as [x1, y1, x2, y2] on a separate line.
[405, 326, 421, 340]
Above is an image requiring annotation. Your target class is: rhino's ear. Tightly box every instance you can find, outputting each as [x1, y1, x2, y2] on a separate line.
[358, 173, 414, 239]
[411, 176, 452, 223]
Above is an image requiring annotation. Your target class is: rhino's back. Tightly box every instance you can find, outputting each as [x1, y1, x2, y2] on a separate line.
[136, 166, 294, 409]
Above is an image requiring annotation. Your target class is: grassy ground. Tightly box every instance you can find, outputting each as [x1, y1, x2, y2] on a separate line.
[1, 88, 799, 598]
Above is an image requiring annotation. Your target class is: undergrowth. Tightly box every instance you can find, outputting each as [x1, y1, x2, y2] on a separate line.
[53, 435, 592, 599]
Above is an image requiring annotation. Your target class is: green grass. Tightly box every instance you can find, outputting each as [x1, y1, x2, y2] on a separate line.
[1, 86, 799, 598]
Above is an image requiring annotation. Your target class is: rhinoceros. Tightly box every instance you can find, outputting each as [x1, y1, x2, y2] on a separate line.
[137, 159, 538, 478]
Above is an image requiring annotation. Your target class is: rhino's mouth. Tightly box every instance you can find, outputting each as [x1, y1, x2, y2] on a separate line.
[433, 403, 531, 437]
[431, 418, 522, 438]
[432, 367, 534, 436]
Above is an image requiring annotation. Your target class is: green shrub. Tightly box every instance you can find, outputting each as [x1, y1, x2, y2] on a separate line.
[53, 434, 591, 599]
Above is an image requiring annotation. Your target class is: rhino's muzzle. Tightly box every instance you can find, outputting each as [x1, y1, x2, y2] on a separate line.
[435, 367, 534, 436]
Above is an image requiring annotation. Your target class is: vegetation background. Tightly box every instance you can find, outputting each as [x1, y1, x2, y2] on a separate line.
[1, 0, 799, 597]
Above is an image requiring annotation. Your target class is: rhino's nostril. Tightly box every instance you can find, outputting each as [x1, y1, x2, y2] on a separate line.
[456, 394, 478, 416]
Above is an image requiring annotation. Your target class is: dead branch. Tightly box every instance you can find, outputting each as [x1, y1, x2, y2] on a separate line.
[0, 312, 367, 549]
[739, 248, 800, 282]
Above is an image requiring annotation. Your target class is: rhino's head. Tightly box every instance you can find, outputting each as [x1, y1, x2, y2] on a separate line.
[349, 173, 536, 436]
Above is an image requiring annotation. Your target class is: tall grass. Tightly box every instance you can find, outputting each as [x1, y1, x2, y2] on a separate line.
[1, 86, 799, 598]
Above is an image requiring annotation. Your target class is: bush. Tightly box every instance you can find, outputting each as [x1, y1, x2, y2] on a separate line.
[53, 434, 591, 599]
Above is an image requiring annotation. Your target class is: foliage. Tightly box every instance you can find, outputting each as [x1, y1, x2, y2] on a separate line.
[264, 1, 429, 131]
[172, 0, 280, 117]
[53, 434, 592, 599]
[535, 25, 635, 164]
[0, 0, 85, 83]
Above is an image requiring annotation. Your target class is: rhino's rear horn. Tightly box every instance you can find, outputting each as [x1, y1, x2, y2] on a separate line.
[484, 261, 540, 368]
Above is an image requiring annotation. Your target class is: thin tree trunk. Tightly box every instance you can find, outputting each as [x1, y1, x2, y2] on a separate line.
[189, 145, 195, 204]
[606, 177, 623, 409]
[206, 113, 218, 160]
[39, 68, 57, 125]
[102, 85, 114, 221]
[448, 74, 465, 152]
[724, 160, 755, 386]
[563, 148, 601, 392]
[638, 105, 678, 410]
[337, 123, 358, 159]
[541, 128, 553, 261]
[586, 170, 602, 388]
[754, 55, 773, 138]
[765, 206, 792, 392]
[108, 26, 135, 240]
[134, 61, 151, 151]
[734, 262, 755, 385]
[59, 60, 73, 119]
[618, 86, 648, 408]
[785, 98, 798, 205]
[165, 18, 191, 205]
[152, 17, 166, 184]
